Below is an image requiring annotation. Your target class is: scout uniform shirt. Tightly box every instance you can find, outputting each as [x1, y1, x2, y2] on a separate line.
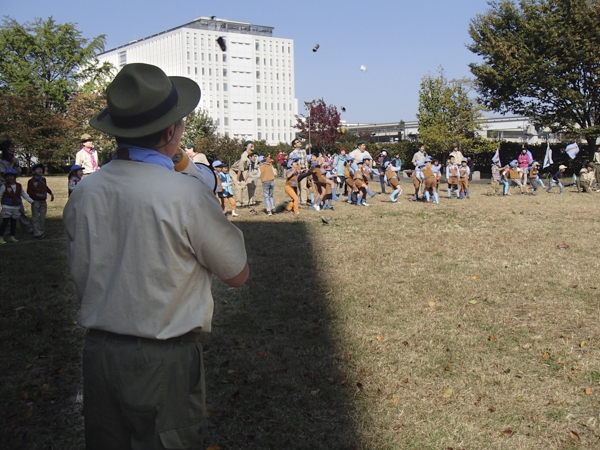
[446, 163, 459, 185]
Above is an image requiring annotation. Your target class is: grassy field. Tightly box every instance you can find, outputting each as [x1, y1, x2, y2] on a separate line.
[1, 174, 599, 449]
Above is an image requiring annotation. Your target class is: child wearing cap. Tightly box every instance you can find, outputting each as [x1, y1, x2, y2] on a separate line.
[422, 160, 438, 204]
[215, 161, 238, 216]
[508, 161, 525, 195]
[488, 161, 502, 196]
[446, 156, 459, 199]
[410, 162, 424, 202]
[0, 168, 34, 244]
[528, 162, 545, 195]
[353, 158, 368, 206]
[285, 159, 300, 214]
[546, 165, 567, 194]
[576, 164, 595, 193]
[385, 161, 402, 202]
[360, 156, 378, 199]
[344, 155, 356, 204]
[68, 164, 84, 197]
[458, 158, 471, 199]
[27, 164, 54, 240]
[257, 155, 277, 215]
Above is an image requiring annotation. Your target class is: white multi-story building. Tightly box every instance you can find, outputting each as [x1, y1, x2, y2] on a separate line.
[98, 17, 298, 145]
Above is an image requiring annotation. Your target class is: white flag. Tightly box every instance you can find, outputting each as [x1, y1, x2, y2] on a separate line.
[543, 143, 553, 169]
[565, 142, 579, 160]
[492, 148, 501, 165]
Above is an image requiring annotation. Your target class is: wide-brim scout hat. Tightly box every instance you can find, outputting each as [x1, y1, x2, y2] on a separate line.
[80, 134, 93, 143]
[90, 63, 200, 138]
[559, 165, 567, 170]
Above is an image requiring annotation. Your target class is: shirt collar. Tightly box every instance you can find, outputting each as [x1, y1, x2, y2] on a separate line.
[112, 145, 174, 170]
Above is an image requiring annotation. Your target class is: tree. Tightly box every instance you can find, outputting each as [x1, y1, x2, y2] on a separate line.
[295, 99, 341, 154]
[417, 68, 493, 155]
[468, 0, 600, 154]
[0, 17, 113, 167]
[181, 109, 218, 149]
[0, 17, 113, 112]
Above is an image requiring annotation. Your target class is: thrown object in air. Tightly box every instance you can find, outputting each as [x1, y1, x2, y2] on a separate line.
[341, 106, 346, 112]
[360, 65, 367, 72]
[216, 37, 226, 52]
[321, 216, 330, 225]
[313, 44, 320, 52]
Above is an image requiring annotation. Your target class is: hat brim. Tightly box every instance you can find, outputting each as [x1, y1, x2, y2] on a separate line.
[89, 77, 201, 138]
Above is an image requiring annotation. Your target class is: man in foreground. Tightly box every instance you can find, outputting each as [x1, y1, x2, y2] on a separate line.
[63, 63, 248, 449]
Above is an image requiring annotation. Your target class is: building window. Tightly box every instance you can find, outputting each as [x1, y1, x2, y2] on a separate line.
[272, 133, 274, 140]
[209, 54, 211, 61]
[223, 83, 228, 91]
[217, 101, 220, 108]
[270, 59, 272, 66]
[209, 68, 212, 76]
[256, 57, 260, 65]
[224, 117, 229, 126]
[195, 67, 198, 75]
[258, 132, 262, 139]
[277, 73, 279, 80]
[255, 41, 259, 51]
[194, 52, 197, 60]
[118, 51, 126, 68]
[257, 102, 261, 110]
[222, 54, 226, 62]
[277, 104, 280, 110]
[202, 68, 205, 75]
[223, 69, 227, 77]
[202, 53, 204, 61]
[187, 52, 190, 60]
[216, 83, 219, 91]
[257, 118, 262, 126]
[271, 103, 273, 110]
[224, 100, 228, 108]
[271, 119, 274, 126]
[256, 71, 260, 79]
[256, 85, 261, 93]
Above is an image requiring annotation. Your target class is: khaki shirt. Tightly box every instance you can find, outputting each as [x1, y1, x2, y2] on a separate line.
[63, 160, 247, 339]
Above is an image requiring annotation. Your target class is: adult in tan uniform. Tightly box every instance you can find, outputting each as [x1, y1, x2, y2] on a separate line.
[63, 63, 248, 449]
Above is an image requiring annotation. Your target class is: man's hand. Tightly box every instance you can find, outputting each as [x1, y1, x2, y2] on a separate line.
[50, 194, 55, 202]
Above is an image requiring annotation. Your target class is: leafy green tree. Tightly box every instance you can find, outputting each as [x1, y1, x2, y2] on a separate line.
[213, 134, 243, 166]
[468, 0, 600, 154]
[417, 68, 492, 155]
[181, 109, 218, 149]
[0, 17, 112, 111]
[0, 17, 113, 167]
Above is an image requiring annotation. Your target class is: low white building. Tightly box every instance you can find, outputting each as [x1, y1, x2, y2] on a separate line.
[342, 116, 562, 145]
[98, 17, 298, 144]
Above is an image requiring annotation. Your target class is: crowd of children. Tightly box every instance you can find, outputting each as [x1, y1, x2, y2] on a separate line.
[205, 141, 600, 217]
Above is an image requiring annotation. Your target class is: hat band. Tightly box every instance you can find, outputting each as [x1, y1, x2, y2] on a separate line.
[110, 83, 179, 129]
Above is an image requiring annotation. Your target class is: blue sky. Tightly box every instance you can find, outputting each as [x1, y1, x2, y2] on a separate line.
[3, 0, 491, 123]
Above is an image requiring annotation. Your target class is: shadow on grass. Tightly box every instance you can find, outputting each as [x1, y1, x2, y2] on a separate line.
[1, 216, 359, 449]
[204, 219, 358, 449]
[0, 217, 84, 449]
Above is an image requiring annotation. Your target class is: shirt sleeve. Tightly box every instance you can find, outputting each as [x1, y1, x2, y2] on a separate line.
[21, 190, 33, 203]
[186, 187, 247, 281]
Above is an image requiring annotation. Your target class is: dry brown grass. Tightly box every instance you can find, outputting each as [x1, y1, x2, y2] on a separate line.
[2, 175, 599, 449]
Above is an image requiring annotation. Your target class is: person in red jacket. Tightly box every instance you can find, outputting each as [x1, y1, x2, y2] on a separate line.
[27, 163, 54, 240]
